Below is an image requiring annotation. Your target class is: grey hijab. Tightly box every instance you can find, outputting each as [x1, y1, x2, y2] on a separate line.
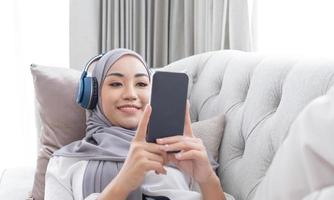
[54, 48, 151, 199]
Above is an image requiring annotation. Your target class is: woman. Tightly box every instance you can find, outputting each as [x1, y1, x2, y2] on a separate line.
[45, 48, 227, 200]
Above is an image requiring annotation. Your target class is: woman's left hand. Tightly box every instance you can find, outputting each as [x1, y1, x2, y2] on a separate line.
[157, 100, 215, 184]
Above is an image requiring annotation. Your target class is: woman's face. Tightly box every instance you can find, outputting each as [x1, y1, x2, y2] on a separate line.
[101, 55, 151, 129]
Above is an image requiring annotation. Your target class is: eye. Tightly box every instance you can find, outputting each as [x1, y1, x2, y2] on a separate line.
[137, 82, 148, 87]
[109, 82, 122, 87]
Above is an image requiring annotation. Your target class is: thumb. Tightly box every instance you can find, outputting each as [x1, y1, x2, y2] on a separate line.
[184, 100, 194, 137]
[134, 104, 151, 141]
[167, 154, 180, 167]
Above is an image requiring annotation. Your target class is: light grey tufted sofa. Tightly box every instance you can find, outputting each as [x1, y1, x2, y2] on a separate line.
[161, 50, 334, 200]
[1, 50, 334, 199]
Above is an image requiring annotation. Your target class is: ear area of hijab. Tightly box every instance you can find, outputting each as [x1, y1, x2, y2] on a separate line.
[76, 53, 104, 110]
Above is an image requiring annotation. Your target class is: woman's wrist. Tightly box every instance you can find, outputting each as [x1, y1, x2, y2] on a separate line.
[198, 171, 219, 189]
[99, 174, 131, 200]
[199, 172, 225, 200]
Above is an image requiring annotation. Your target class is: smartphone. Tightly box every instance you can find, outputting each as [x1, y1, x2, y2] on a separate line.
[146, 71, 189, 144]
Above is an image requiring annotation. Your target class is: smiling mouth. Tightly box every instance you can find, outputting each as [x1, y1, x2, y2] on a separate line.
[117, 105, 141, 114]
[117, 105, 140, 109]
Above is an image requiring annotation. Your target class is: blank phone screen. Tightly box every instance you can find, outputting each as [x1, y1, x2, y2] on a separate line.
[146, 71, 188, 143]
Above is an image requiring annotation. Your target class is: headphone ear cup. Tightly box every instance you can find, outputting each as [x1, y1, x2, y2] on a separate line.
[80, 77, 93, 109]
[77, 53, 104, 109]
[88, 77, 98, 109]
[76, 78, 84, 104]
[76, 76, 99, 110]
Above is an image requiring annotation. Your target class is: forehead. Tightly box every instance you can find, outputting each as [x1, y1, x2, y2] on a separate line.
[107, 55, 148, 75]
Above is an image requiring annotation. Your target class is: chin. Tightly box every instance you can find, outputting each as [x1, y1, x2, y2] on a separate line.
[120, 121, 139, 130]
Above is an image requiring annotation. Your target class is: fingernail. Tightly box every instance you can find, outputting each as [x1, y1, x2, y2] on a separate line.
[157, 138, 163, 143]
[175, 153, 182, 159]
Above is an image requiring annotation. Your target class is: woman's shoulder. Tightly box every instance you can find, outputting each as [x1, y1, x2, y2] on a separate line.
[47, 156, 88, 176]
[45, 157, 89, 200]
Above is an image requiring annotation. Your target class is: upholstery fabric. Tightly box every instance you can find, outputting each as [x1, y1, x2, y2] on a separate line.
[252, 85, 334, 199]
[302, 185, 334, 200]
[0, 167, 35, 200]
[160, 50, 334, 200]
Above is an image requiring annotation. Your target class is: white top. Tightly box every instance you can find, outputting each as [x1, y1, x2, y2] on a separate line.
[44, 156, 203, 200]
[45, 157, 91, 200]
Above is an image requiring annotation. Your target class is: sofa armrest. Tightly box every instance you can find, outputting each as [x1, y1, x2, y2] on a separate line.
[303, 185, 334, 200]
[0, 166, 35, 200]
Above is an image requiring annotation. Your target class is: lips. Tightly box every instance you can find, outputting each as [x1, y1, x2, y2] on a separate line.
[117, 104, 141, 114]
[117, 104, 140, 109]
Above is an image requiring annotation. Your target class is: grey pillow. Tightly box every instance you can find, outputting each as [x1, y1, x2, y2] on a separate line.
[30, 64, 86, 200]
[30, 64, 225, 199]
[191, 113, 225, 162]
[187, 113, 225, 193]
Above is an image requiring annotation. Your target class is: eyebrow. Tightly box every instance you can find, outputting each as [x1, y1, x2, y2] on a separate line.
[106, 72, 149, 78]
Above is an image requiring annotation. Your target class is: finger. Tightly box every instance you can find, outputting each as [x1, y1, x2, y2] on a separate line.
[156, 135, 184, 145]
[161, 151, 168, 165]
[154, 150, 168, 165]
[174, 149, 204, 161]
[145, 161, 167, 175]
[156, 135, 198, 145]
[183, 100, 193, 137]
[134, 104, 151, 141]
[161, 139, 203, 152]
[167, 153, 180, 167]
[145, 151, 164, 164]
[142, 143, 168, 164]
[143, 142, 166, 155]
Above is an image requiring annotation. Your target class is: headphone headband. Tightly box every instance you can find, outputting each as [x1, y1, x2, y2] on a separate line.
[83, 53, 105, 72]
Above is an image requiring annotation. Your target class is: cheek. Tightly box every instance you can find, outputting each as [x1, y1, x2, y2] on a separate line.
[101, 88, 118, 111]
[139, 89, 150, 104]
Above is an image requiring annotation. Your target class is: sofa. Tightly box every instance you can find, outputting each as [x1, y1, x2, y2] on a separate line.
[1, 50, 334, 200]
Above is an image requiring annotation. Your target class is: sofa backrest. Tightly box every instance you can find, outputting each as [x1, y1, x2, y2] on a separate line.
[160, 50, 334, 200]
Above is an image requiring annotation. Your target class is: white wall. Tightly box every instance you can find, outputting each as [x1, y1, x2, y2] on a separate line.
[0, 0, 69, 168]
[256, 0, 334, 57]
[70, 0, 100, 70]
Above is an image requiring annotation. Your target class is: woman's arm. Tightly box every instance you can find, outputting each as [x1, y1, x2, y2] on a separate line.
[198, 172, 226, 200]
[99, 105, 167, 200]
[99, 176, 129, 200]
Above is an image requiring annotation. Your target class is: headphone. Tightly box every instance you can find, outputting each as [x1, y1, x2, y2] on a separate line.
[76, 53, 104, 110]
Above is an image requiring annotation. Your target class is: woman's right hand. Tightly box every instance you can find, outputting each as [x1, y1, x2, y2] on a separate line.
[100, 104, 167, 199]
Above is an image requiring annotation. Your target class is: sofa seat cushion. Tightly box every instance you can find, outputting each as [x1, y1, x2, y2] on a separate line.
[0, 166, 35, 200]
[302, 185, 334, 200]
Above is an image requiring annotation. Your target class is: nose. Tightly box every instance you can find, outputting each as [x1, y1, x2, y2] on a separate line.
[122, 84, 137, 100]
